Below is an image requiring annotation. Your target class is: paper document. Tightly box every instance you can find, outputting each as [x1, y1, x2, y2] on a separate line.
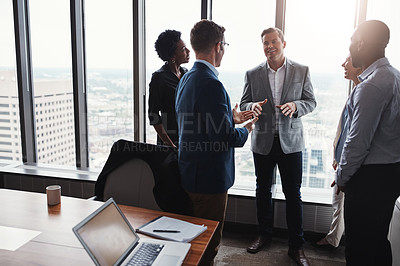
[0, 225, 41, 251]
[136, 216, 207, 243]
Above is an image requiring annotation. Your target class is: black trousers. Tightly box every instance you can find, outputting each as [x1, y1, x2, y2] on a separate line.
[253, 136, 305, 248]
[344, 162, 400, 266]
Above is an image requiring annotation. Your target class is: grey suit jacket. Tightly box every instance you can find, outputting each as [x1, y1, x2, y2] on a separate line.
[240, 58, 316, 155]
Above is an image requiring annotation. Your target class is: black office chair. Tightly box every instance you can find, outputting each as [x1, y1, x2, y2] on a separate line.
[102, 157, 160, 210]
[94, 140, 191, 215]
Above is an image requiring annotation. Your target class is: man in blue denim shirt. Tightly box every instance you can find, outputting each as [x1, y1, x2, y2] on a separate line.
[336, 20, 400, 266]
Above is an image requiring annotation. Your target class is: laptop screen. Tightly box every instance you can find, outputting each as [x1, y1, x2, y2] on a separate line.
[74, 199, 139, 266]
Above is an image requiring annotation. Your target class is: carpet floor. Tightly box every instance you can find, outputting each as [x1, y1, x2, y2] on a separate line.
[215, 225, 346, 266]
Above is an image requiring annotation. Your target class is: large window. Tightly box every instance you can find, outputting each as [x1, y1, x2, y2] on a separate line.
[85, 0, 134, 169]
[366, 0, 400, 68]
[0, 0, 21, 162]
[213, 0, 276, 191]
[145, 0, 199, 145]
[284, 0, 357, 197]
[29, 0, 76, 166]
[5, 0, 396, 203]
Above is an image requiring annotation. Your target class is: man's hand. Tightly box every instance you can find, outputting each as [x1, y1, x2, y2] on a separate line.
[244, 116, 259, 133]
[276, 102, 297, 118]
[251, 99, 268, 116]
[331, 180, 340, 195]
[331, 180, 345, 194]
[332, 160, 338, 170]
[233, 104, 255, 124]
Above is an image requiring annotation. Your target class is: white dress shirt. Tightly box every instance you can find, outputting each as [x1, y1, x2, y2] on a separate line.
[267, 58, 286, 132]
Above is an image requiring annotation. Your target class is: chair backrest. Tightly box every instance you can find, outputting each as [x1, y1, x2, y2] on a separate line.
[103, 158, 161, 211]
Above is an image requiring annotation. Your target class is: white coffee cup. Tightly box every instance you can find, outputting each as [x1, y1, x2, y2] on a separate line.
[46, 185, 61, 205]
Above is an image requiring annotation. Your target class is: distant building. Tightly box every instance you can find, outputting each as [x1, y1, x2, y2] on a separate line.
[0, 70, 75, 165]
[0, 70, 21, 161]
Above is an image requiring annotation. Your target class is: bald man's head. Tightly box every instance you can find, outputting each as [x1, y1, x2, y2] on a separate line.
[349, 20, 389, 68]
[355, 20, 390, 48]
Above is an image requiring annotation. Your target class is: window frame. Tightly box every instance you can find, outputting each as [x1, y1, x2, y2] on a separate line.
[10, 0, 371, 202]
[13, 0, 36, 163]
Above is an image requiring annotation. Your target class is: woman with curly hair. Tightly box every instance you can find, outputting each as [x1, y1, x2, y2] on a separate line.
[148, 30, 190, 147]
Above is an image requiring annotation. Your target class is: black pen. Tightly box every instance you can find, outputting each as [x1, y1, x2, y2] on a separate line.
[153, 229, 181, 233]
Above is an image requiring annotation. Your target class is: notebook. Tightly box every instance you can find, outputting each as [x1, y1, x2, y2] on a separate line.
[72, 198, 191, 266]
[137, 216, 207, 242]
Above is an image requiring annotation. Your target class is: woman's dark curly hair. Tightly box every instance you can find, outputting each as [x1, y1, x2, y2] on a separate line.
[154, 30, 182, 62]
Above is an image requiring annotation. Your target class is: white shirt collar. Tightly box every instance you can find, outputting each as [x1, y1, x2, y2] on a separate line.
[266, 57, 287, 72]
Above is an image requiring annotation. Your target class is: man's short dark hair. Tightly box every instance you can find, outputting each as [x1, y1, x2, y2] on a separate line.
[190, 20, 225, 53]
[261, 27, 285, 42]
[154, 30, 182, 62]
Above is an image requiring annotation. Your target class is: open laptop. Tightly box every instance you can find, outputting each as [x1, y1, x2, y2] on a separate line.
[72, 198, 191, 266]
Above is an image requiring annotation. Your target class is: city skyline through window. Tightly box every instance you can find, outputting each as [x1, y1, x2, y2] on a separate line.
[0, 0, 21, 162]
[282, 0, 356, 193]
[1, 1, 398, 202]
[212, 0, 276, 191]
[85, 0, 134, 168]
[29, 0, 76, 166]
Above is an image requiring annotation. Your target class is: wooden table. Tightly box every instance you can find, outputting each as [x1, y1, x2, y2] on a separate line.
[0, 189, 218, 265]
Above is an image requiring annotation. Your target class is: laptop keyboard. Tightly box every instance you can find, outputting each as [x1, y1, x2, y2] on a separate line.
[127, 243, 165, 266]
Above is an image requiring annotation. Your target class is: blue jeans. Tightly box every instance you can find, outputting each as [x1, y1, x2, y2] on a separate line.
[253, 136, 305, 248]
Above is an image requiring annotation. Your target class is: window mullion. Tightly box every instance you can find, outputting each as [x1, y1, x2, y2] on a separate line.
[70, 0, 88, 167]
[275, 0, 286, 31]
[13, 0, 36, 163]
[133, 0, 146, 142]
[355, 0, 368, 27]
[201, 0, 212, 20]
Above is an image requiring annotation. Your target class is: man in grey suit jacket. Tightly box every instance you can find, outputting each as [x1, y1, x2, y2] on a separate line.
[240, 27, 316, 266]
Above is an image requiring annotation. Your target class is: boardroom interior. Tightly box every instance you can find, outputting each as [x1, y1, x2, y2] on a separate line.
[1, 0, 400, 265]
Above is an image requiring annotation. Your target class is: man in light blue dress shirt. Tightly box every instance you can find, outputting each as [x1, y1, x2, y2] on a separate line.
[336, 20, 400, 266]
